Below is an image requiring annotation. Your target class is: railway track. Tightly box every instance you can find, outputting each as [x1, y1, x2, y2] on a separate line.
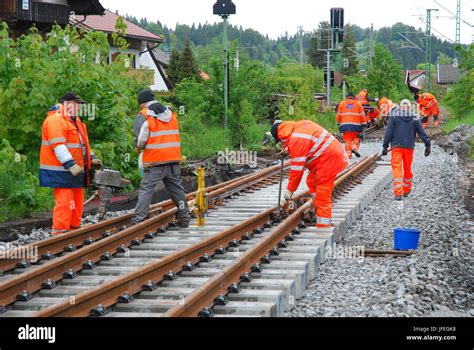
[0, 154, 392, 317]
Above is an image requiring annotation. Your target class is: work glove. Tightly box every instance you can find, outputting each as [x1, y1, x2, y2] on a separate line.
[284, 190, 294, 201]
[69, 164, 84, 176]
[91, 159, 102, 167]
[382, 147, 388, 156]
[425, 147, 431, 157]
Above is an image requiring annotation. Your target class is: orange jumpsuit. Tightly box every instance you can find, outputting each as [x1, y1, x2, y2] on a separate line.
[277, 121, 348, 228]
[417, 93, 440, 128]
[367, 108, 380, 127]
[336, 97, 367, 159]
[40, 104, 95, 234]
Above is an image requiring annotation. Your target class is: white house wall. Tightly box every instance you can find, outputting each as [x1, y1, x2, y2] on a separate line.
[139, 50, 169, 92]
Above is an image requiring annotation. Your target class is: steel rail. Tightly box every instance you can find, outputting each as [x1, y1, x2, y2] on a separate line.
[164, 154, 379, 317]
[0, 162, 289, 274]
[0, 163, 289, 308]
[32, 155, 378, 317]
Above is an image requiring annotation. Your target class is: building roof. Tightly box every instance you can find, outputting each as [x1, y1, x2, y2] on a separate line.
[152, 49, 171, 66]
[72, 10, 163, 43]
[69, 0, 105, 16]
[437, 64, 461, 85]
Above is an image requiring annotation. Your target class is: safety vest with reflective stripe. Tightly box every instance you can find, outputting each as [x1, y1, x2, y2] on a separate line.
[357, 90, 371, 110]
[142, 108, 181, 166]
[378, 97, 395, 116]
[417, 93, 439, 117]
[278, 121, 337, 193]
[39, 105, 93, 189]
[336, 97, 367, 133]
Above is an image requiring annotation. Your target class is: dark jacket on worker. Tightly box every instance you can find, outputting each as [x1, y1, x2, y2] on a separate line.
[383, 107, 431, 150]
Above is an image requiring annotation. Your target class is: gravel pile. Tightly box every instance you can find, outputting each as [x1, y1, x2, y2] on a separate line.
[4, 210, 133, 247]
[291, 141, 472, 317]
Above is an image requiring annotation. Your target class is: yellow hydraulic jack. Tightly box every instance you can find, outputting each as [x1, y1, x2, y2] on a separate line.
[195, 166, 207, 226]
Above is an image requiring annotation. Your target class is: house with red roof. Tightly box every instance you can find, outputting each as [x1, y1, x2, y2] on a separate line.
[71, 10, 173, 91]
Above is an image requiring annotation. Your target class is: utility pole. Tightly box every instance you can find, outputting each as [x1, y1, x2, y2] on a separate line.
[213, 0, 236, 130]
[369, 23, 375, 66]
[326, 50, 331, 103]
[298, 26, 304, 65]
[223, 15, 229, 129]
[425, 8, 439, 92]
[455, 0, 461, 44]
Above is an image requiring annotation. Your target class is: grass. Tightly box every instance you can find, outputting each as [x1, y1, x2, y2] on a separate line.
[443, 110, 474, 133]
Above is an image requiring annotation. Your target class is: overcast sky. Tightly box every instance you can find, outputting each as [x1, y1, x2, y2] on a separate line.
[100, 0, 474, 44]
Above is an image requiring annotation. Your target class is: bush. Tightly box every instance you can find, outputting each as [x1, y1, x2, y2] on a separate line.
[0, 23, 148, 189]
[0, 139, 54, 222]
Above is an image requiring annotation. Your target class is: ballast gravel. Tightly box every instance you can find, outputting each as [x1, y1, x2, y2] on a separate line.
[1, 210, 132, 248]
[290, 141, 472, 317]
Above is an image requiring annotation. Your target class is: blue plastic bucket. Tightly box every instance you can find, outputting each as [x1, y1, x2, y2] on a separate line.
[394, 228, 421, 250]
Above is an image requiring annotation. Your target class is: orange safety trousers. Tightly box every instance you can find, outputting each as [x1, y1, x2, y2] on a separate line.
[52, 188, 84, 234]
[342, 132, 360, 159]
[391, 148, 414, 197]
[306, 172, 336, 228]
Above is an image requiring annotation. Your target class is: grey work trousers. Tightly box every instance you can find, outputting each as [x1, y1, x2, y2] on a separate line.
[132, 163, 190, 224]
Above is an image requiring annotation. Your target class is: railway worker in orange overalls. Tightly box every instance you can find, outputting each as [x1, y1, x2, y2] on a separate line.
[40, 93, 101, 235]
[357, 89, 377, 115]
[367, 107, 381, 128]
[382, 100, 431, 201]
[270, 120, 348, 228]
[336, 92, 367, 159]
[415, 92, 440, 128]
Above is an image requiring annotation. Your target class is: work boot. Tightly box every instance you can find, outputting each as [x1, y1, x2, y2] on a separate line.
[403, 191, 411, 198]
[395, 195, 403, 201]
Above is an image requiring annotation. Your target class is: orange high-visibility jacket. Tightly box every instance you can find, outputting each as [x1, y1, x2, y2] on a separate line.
[367, 108, 380, 122]
[336, 97, 367, 133]
[356, 90, 371, 110]
[40, 104, 93, 189]
[139, 107, 182, 166]
[278, 120, 345, 193]
[378, 97, 395, 116]
[417, 93, 439, 117]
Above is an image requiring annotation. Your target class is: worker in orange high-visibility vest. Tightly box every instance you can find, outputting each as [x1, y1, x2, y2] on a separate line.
[383, 100, 431, 201]
[378, 97, 396, 126]
[270, 120, 348, 228]
[367, 107, 381, 127]
[132, 90, 191, 227]
[40, 93, 102, 235]
[415, 92, 440, 128]
[357, 89, 377, 114]
[336, 92, 367, 159]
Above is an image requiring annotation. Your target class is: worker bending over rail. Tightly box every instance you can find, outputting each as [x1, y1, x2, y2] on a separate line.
[378, 97, 396, 127]
[415, 92, 440, 128]
[270, 120, 348, 228]
[336, 92, 367, 159]
[367, 107, 381, 128]
[39, 93, 102, 235]
[383, 100, 431, 201]
[131, 90, 191, 228]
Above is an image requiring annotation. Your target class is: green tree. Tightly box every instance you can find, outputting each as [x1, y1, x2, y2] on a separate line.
[167, 48, 181, 85]
[444, 44, 474, 119]
[308, 22, 330, 69]
[341, 26, 359, 76]
[366, 44, 409, 100]
[167, 42, 201, 85]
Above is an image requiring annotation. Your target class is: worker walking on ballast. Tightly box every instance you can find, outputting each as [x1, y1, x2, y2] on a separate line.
[270, 120, 348, 228]
[382, 100, 431, 201]
[131, 90, 191, 227]
[40, 93, 102, 235]
[336, 92, 367, 159]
